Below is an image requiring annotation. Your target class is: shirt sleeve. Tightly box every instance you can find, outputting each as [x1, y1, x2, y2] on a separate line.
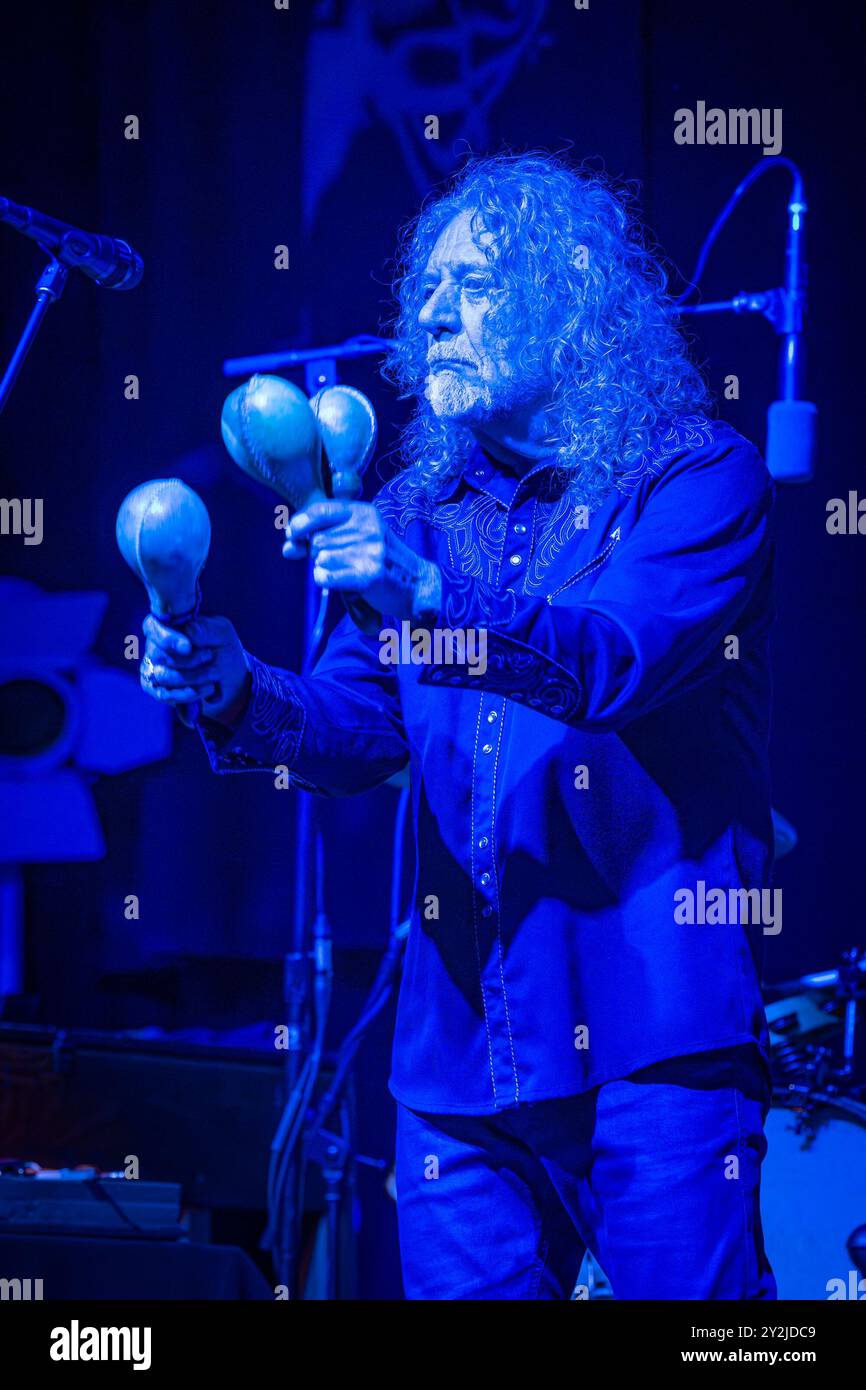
[198, 614, 409, 794]
[416, 437, 775, 731]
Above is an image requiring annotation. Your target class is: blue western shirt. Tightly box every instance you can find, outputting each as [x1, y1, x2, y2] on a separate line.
[200, 414, 775, 1114]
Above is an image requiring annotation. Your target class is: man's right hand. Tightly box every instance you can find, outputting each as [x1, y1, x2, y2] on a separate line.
[140, 614, 252, 726]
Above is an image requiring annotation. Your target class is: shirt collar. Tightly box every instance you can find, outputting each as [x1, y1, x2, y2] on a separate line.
[442, 441, 563, 508]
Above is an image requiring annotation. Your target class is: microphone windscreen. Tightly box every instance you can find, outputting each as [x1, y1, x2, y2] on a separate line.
[116, 478, 210, 621]
[221, 373, 325, 511]
[766, 399, 817, 483]
[310, 385, 378, 497]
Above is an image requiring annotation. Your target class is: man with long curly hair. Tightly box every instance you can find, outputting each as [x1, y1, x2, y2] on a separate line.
[141, 152, 777, 1301]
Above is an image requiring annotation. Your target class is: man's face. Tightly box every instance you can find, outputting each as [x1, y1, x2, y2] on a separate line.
[418, 209, 525, 424]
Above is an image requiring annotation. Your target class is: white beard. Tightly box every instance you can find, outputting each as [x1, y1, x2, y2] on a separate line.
[424, 365, 526, 423]
[425, 367, 493, 420]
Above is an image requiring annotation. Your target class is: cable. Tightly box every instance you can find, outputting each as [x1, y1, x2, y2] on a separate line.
[675, 156, 804, 306]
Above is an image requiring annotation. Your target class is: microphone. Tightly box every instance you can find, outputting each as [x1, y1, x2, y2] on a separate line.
[221, 374, 380, 635]
[766, 401, 817, 484]
[0, 197, 143, 290]
[765, 179, 817, 483]
[116, 479, 215, 720]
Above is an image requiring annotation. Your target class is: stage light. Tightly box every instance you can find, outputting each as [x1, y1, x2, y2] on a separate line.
[0, 578, 171, 997]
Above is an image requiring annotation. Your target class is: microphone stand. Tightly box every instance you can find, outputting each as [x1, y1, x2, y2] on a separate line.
[673, 157, 815, 483]
[252, 340, 392, 1297]
[674, 157, 808, 400]
[222, 334, 395, 380]
[260, 352, 339, 1296]
[0, 257, 69, 416]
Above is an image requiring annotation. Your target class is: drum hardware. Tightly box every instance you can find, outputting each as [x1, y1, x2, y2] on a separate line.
[766, 994, 842, 1088]
[772, 1040, 831, 1085]
[760, 945, 866, 1297]
[765, 945, 866, 1097]
[836, 947, 866, 1079]
[763, 1086, 866, 1298]
[775, 1057, 836, 1133]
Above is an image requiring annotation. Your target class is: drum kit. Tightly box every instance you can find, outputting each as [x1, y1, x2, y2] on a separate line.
[756, 808, 866, 1300]
[579, 812, 866, 1301]
[761, 945, 866, 1299]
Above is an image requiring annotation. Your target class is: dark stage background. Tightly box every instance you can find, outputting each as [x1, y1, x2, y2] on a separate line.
[1, 0, 863, 1297]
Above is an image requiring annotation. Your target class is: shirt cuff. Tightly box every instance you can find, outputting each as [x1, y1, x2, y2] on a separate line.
[196, 651, 307, 774]
[417, 629, 585, 722]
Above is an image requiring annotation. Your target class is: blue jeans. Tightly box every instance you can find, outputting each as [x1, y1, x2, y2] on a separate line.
[395, 1045, 776, 1300]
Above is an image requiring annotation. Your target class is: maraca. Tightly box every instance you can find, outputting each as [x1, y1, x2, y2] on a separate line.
[220, 373, 380, 635]
[308, 383, 377, 499]
[116, 478, 216, 717]
[221, 373, 325, 512]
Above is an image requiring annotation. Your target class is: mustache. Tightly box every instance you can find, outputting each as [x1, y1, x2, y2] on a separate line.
[426, 353, 477, 368]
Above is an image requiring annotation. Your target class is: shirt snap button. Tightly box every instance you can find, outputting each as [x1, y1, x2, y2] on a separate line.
[513, 522, 527, 534]
[481, 742, 493, 754]
[478, 836, 489, 849]
[480, 872, 491, 886]
[508, 553, 522, 566]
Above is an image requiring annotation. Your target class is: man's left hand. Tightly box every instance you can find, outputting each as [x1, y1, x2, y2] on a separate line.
[284, 501, 439, 622]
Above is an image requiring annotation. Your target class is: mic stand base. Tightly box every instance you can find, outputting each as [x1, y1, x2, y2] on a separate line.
[305, 1112, 352, 1302]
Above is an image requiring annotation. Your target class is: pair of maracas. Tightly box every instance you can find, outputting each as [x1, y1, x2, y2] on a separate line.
[221, 373, 380, 635]
[116, 374, 380, 719]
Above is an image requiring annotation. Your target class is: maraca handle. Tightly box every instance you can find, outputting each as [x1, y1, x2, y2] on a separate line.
[151, 595, 220, 726]
[288, 506, 381, 637]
